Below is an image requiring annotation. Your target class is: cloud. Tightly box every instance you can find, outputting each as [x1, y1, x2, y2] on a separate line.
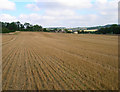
[18, 12, 99, 27]
[0, 0, 118, 27]
[55, 0, 92, 9]
[0, 14, 18, 22]
[45, 9, 75, 16]
[25, 0, 118, 26]
[26, 4, 41, 11]
[93, 0, 118, 24]
[19, 13, 57, 26]
[26, 0, 93, 11]
[94, 0, 118, 11]
[0, 0, 16, 10]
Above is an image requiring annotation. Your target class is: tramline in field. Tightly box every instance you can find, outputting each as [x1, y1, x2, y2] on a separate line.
[2, 32, 118, 90]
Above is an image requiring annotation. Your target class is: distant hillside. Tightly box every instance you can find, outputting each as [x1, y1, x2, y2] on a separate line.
[86, 24, 117, 30]
[95, 24, 120, 34]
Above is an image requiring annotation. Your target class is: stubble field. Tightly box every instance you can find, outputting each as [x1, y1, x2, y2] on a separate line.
[2, 32, 118, 90]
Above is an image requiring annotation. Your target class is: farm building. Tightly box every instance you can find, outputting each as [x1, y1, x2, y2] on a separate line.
[68, 29, 73, 32]
[84, 29, 98, 32]
[73, 31, 78, 34]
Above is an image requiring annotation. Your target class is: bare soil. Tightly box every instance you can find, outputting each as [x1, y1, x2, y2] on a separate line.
[2, 32, 118, 90]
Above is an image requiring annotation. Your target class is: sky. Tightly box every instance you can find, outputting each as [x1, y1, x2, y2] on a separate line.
[0, 0, 119, 28]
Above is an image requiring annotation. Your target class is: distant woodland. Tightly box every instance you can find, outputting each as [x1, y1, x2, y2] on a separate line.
[1, 21, 120, 34]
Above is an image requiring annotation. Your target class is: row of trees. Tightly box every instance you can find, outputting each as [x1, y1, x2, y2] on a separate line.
[64, 24, 120, 34]
[95, 24, 120, 34]
[0, 21, 43, 33]
[1, 21, 120, 34]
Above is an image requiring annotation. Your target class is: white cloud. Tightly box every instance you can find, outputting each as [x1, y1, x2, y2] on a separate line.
[19, 13, 56, 26]
[52, 0, 92, 9]
[0, 0, 118, 27]
[18, 12, 99, 27]
[95, 0, 107, 4]
[0, 0, 16, 10]
[67, 0, 92, 8]
[26, 0, 93, 11]
[93, 0, 118, 24]
[0, 14, 18, 22]
[94, 0, 118, 10]
[45, 9, 75, 16]
[25, 0, 118, 27]
[26, 4, 41, 11]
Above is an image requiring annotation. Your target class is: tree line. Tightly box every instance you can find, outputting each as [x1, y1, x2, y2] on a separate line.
[0, 21, 43, 33]
[95, 24, 120, 34]
[1, 21, 120, 34]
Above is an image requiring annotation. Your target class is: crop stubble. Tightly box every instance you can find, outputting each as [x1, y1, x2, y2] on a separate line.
[2, 32, 118, 90]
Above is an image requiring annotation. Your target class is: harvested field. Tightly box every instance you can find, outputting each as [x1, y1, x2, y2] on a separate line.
[2, 32, 118, 90]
